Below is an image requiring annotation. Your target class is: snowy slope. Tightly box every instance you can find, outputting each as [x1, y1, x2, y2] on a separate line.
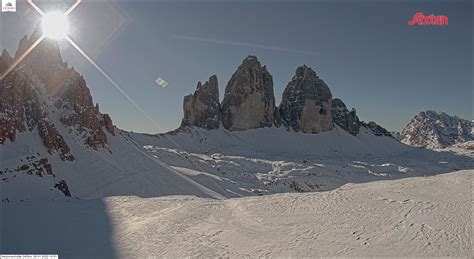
[3, 170, 472, 258]
[130, 126, 410, 158]
[1, 125, 227, 201]
[2, 115, 472, 201]
[125, 126, 473, 196]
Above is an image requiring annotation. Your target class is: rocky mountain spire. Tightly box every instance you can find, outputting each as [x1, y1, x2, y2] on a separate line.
[181, 75, 221, 129]
[1, 28, 115, 159]
[13, 24, 69, 96]
[279, 65, 333, 133]
[221, 55, 275, 131]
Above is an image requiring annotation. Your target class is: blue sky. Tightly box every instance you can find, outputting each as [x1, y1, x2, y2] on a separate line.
[1, 0, 472, 133]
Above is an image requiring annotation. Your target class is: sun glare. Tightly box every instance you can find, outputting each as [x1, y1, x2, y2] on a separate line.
[42, 12, 70, 40]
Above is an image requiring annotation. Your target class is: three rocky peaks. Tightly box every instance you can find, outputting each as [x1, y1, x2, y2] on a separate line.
[182, 55, 391, 137]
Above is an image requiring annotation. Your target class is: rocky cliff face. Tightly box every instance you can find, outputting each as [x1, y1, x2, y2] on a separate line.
[399, 111, 473, 149]
[0, 26, 115, 161]
[181, 75, 221, 129]
[331, 98, 360, 135]
[279, 65, 333, 133]
[221, 56, 275, 131]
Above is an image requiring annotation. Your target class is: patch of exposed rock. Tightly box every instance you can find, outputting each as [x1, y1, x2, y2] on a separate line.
[362, 121, 393, 137]
[54, 180, 71, 197]
[279, 65, 333, 133]
[181, 75, 221, 129]
[221, 56, 275, 131]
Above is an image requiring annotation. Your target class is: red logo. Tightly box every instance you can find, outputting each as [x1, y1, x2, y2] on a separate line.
[408, 12, 448, 26]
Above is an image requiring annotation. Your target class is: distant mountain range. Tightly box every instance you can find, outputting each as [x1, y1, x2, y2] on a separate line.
[1, 29, 472, 202]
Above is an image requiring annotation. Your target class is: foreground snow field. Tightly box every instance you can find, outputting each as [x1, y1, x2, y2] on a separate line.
[2, 170, 472, 258]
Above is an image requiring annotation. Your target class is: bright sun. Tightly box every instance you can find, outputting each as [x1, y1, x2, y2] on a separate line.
[42, 12, 70, 40]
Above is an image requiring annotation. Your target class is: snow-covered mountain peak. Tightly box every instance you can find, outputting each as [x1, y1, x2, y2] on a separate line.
[399, 110, 473, 149]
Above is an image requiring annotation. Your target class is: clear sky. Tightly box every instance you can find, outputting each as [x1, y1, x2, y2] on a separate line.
[1, 0, 472, 133]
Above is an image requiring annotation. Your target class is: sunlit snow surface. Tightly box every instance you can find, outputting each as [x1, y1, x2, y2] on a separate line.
[1, 125, 473, 200]
[1, 125, 473, 257]
[2, 170, 472, 257]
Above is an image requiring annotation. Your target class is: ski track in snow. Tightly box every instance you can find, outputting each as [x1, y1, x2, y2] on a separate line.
[2, 170, 472, 258]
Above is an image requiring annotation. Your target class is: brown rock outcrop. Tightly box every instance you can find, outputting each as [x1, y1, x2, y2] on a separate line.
[181, 75, 221, 129]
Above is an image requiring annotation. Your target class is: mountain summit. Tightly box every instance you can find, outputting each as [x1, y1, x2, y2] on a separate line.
[399, 111, 473, 149]
[221, 55, 276, 130]
[0, 26, 114, 159]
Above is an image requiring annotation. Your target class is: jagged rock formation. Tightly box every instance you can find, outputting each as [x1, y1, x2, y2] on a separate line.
[279, 65, 333, 133]
[221, 56, 275, 131]
[331, 98, 360, 135]
[399, 111, 473, 149]
[181, 75, 221, 129]
[0, 26, 115, 161]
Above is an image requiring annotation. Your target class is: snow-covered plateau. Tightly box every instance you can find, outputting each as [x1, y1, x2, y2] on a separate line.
[2, 169, 472, 258]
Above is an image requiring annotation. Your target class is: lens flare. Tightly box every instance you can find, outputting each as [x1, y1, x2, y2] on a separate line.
[42, 12, 70, 39]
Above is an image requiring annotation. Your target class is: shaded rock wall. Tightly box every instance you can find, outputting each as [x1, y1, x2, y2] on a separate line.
[181, 75, 221, 129]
